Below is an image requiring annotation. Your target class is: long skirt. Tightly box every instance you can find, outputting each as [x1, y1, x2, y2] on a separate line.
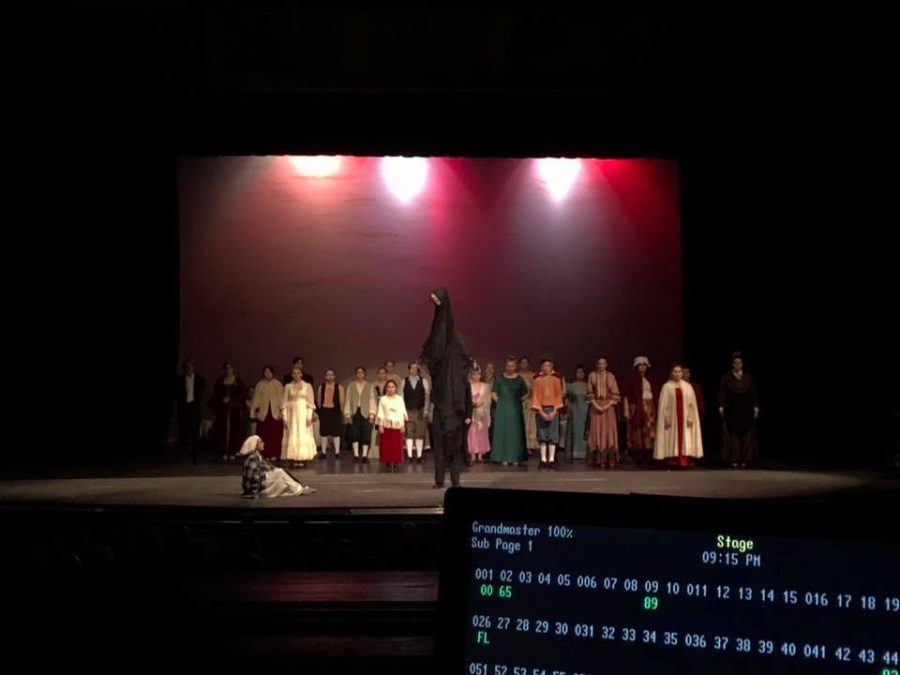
[379, 428, 404, 465]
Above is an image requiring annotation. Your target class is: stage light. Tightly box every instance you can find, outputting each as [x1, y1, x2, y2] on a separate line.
[381, 156, 428, 202]
[289, 155, 342, 177]
[536, 158, 582, 201]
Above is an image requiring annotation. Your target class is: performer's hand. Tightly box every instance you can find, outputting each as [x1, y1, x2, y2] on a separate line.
[665, 418, 672, 430]
[379, 425, 385, 434]
[223, 397, 230, 403]
[687, 419, 693, 428]
[368, 415, 375, 423]
[465, 418, 472, 426]
[491, 394, 499, 402]
[307, 419, 313, 427]
[753, 407, 759, 419]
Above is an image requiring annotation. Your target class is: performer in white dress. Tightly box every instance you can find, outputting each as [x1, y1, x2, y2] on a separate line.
[282, 366, 317, 466]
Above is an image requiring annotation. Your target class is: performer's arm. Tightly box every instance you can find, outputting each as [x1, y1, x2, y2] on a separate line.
[343, 385, 352, 420]
[375, 399, 386, 432]
[718, 375, 727, 416]
[750, 375, 760, 418]
[608, 373, 621, 405]
[305, 384, 316, 425]
[249, 385, 262, 421]
[281, 384, 290, 426]
[663, 388, 673, 429]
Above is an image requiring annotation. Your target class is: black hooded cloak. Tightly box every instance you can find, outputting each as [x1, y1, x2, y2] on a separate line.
[420, 286, 472, 433]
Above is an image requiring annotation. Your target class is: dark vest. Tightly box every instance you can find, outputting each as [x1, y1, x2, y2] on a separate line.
[403, 377, 426, 411]
[318, 383, 341, 409]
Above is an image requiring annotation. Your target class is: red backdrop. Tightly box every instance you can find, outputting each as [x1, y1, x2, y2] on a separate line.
[178, 156, 682, 385]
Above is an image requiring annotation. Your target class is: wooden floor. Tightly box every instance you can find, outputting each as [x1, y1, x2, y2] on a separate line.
[2, 457, 898, 510]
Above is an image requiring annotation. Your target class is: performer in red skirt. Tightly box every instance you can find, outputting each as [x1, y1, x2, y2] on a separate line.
[376, 380, 408, 471]
[249, 366, 284, 460]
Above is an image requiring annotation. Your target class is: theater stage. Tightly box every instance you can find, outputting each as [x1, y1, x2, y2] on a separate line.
[2, 457, 897, 511]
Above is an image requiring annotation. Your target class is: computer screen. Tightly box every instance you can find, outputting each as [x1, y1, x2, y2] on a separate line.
[439, 489, 899, 675]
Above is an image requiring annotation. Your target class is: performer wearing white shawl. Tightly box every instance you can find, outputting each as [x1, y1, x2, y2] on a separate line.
[653, 364, 704, 467]
[238, 435, 316, 498]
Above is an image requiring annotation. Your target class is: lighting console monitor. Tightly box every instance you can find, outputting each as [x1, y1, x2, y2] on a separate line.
[438, 489, 899, 675]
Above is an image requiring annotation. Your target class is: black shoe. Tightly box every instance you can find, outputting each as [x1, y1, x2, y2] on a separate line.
[354, 456, 360, 463]
[363, 457, 369, 464]
[417, 456, 423, 464]
[540, 461, 547, 468]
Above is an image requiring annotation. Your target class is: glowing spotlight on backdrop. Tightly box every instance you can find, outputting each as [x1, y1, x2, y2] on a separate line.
[178, 156, 683, 387]
[381, 156, 429, 202]
[289, 155, 343, 177]
[536, 158, 582, 201]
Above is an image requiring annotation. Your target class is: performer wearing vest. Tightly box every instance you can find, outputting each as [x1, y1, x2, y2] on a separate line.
[317, 369, 345, 459]
[403, 361, 432, 463]
[344, 366, 377, 463]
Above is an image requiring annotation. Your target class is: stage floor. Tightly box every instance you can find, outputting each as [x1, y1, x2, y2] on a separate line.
[2, 456, 898, 510]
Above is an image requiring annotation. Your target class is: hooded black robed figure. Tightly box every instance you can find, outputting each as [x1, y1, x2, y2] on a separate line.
[420, 287, 473, 488]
